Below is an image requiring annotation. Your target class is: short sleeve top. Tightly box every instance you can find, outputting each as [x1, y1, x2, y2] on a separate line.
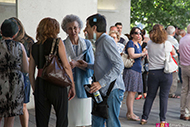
[125, 40, 142, 73]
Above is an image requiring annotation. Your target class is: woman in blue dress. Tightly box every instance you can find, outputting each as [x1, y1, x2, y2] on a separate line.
[123, 27, 147, 121]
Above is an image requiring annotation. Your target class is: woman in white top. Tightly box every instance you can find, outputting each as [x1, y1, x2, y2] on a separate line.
[141, 24, 176, 125]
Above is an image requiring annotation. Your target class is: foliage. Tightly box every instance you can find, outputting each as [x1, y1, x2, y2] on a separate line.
[131, 0, 190, 31]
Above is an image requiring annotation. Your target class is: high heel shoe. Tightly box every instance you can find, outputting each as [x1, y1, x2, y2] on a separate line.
[135, 95, 142, 100]
[140, 119, 147, 125]
[143, 93, 147, 99]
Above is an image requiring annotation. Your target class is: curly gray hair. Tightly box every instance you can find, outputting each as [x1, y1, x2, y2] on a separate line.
[61, 14, 83, 33]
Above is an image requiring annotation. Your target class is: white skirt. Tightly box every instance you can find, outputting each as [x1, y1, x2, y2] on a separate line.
[68, 97, 92, 127]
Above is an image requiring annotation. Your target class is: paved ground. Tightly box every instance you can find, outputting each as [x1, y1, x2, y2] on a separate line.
[3, 82, 190, 127]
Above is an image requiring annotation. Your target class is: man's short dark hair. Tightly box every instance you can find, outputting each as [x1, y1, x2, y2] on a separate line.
[115, 22, 122, 26]
[87, 13, 106, 33]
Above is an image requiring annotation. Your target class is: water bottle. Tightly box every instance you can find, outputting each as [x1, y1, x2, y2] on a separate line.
[84, 85, 103, 103]
[93, 90, 103, 103]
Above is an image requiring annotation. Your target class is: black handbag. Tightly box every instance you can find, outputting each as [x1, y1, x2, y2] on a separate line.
[84, 78, 116, 119]
[41, 38, 72, 87]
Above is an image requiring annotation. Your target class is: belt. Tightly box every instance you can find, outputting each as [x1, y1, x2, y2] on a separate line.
[37, 69, 43, 77]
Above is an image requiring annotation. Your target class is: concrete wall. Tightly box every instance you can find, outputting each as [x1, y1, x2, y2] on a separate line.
[17, 0, 97, 109]
[0, 2, 16, 24]
[98, 0, 131, 34]
[17, 0, 97, 41]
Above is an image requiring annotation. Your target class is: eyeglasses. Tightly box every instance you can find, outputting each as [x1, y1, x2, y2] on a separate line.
[134, 32, 142, 35]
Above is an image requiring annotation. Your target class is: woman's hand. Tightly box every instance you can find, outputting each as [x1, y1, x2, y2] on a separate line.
[77, 60, 88, 68]
[69, 60, 79, 69]
[68, 86, 76, 101]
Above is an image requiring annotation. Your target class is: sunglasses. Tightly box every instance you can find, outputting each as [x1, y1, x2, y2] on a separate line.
[134, 32, 142, 35]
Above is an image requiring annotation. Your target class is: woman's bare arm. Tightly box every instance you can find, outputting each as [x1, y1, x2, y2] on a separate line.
[29, 52, 36, 92]
[128, 47, 146, 59]
[21, 43, 29, 73]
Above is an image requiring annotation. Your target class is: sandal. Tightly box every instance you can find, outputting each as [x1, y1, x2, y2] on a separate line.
[168, 95, 180, 98]
[126, 114, 140, 121]
[140, 119, 147, 125]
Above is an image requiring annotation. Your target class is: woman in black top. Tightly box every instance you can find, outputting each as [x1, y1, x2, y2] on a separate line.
[29, 17, 75, 127]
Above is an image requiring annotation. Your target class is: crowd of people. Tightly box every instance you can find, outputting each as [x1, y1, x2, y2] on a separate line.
[0, 13, 190, 127]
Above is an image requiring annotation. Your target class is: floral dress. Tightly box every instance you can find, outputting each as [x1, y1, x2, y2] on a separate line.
[0, 39, 24, 117]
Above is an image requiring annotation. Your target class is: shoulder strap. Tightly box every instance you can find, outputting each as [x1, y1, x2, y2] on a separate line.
[106, 79, 116, 96]
[53, 38, 61, 55]
[50, 39, 56, 55]
[93, 75, 116, 97]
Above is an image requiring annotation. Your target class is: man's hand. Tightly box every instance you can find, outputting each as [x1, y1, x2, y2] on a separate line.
[89, 82, 102, 93]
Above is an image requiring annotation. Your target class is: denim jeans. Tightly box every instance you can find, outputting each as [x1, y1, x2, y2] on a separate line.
[92, 89, 124, 127]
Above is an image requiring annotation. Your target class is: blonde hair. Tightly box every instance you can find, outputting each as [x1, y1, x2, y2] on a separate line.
[109, 30, 120, 40]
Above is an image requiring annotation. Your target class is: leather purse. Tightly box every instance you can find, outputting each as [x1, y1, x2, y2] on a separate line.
[42, 38, 72, 87]
[121, 44, 134, 68]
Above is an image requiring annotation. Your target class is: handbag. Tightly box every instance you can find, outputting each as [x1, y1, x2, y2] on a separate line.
[84, 77, 116, 119]
[164, 42, 178, 73]
[121, 44, 134, 68]
[41, 38, 72, 87]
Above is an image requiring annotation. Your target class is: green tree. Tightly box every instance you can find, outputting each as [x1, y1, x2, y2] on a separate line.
[131, 0, 190, 31]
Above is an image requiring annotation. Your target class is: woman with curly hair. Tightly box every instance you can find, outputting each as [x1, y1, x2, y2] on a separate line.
[141, 24, 176, 125]
[29, 17, 75, 127]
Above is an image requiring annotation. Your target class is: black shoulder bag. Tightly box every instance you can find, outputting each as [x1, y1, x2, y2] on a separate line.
[84, 76, 116, 119]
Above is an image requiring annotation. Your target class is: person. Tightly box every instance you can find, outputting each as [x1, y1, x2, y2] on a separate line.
[123, 27, 147, 121]
[0, 32, 2, 40]
[109, 30, 125, 54]
[109, 25, 118, 32]
[9, 17, 34, 127]
[174, 26, 181, 42]
[0, 19, 29, 127]
[179, 24, 190, 120]
[141, 24, 176, 125]
[135, 29, 148, 100]
[61, 14, 94, 127]
[115, 22, 129, 45]
[178, 29, 186, 84]
[180, 29, 186, 38]
[29, 17, 75, 127]
[166, 25, 179, 98]
[78, 13, 125, 127]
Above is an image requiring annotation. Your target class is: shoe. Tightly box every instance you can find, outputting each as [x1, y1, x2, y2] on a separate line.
[183, 116, 190, 120]
[126, 114, 140, 121]
[180, 114, 184, 119]
[143, 93, 147, 99]
[135, 95, 142, 100]
[168, 94, 180, 98]
[140, 119, 147, 125]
